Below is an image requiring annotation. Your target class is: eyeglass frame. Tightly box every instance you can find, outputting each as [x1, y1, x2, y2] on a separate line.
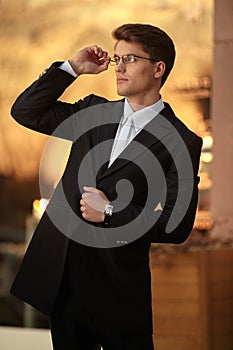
[109, 54, 160, 66]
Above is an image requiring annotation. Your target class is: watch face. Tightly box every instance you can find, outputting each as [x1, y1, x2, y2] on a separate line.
[105, 204, 113, 215]
[104, 204, 113, 225]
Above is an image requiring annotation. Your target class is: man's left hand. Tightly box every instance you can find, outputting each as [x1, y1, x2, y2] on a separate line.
[80, 186, 109, 223]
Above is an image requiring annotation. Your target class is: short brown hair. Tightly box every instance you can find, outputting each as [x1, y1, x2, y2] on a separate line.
[112, 23, 176, 87]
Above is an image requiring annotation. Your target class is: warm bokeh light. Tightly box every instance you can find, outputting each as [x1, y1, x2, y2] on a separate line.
[39, 138, 72, 197]
[202, 134, 213, 150]
[0, 0, 213, 181]
[201, 151, 213, 163]
[32, 198, 49, 220]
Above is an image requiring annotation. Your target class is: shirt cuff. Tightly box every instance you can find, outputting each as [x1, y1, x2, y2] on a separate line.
[59, 60, 78, 78]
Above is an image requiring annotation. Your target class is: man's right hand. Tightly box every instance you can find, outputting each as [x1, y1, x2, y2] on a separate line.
[68, 45, 110, 75]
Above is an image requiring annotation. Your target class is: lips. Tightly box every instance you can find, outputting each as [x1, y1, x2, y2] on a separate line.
[117, 77, 128, 83]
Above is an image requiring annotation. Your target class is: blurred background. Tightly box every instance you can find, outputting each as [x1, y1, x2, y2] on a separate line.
[0, 0, 232, 349]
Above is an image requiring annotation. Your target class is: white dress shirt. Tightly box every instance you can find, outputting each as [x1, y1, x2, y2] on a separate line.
[108, 98, 164, 166]
[59, 60, 78, 78]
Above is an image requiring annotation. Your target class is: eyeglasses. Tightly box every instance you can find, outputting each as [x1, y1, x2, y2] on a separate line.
[110, 54, 159, 66]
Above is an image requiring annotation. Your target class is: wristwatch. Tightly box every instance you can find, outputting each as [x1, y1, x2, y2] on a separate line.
[104, 204, 114, 226]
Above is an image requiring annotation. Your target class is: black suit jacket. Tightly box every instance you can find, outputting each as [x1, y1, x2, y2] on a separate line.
[10, 62, 202, 334]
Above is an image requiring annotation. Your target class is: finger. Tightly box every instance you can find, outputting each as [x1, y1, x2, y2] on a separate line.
[102, 50, 109, 58]
[83, 186, 97, 193]
[92, 46, 109, 61]
[100, 58, 110, 70]
[91, 45, 102, 56]
[82, 212, 87, 220]
[99, 50, 109, 60]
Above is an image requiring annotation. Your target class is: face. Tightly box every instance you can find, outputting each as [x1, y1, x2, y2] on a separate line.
[113, 40, 159, 106]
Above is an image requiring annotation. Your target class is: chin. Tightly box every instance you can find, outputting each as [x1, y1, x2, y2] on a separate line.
[117, 87, 128, 97]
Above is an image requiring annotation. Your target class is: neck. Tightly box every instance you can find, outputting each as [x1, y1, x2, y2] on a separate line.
[127, 92, 161, 111]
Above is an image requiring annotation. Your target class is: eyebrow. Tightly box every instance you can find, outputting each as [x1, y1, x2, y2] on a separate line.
[113, 53, 135, 57]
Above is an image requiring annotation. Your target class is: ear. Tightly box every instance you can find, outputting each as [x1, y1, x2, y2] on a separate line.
[154, 61, 166, 79]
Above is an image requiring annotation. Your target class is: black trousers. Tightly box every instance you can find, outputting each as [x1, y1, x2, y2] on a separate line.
[51, 317, 154, 350]
[51, 315, 154, 350]
[50, 287, 154, 350]
[50, 244, 154, 350]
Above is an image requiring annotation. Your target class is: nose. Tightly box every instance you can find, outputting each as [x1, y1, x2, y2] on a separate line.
[115, 60, 126, 73]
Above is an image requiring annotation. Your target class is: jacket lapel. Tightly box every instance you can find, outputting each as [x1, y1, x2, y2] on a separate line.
[98, 102, 176, 180]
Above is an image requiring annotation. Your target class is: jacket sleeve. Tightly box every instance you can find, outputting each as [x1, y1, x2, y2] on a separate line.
[10, 62, 104, 138]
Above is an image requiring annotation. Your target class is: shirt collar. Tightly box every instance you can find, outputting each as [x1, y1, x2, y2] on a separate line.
[123, 98, 165, 132]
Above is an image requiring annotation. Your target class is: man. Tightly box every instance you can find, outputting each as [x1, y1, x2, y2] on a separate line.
[10, 23, 202, 350]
